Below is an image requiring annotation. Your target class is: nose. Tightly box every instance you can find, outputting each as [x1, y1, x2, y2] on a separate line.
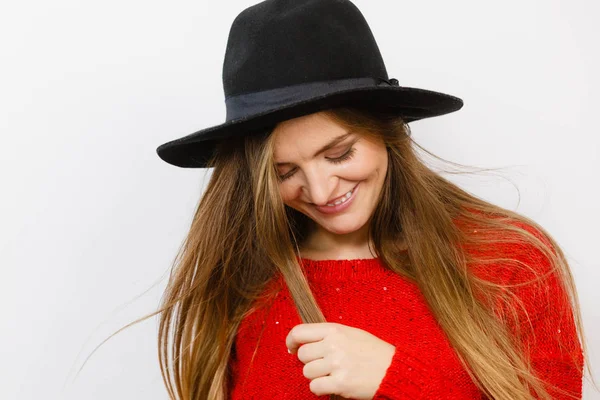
[302, 166, 334, 206]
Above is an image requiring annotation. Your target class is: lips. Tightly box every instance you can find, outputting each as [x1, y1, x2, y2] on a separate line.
[313, 182, 359, 215]
[326, 184, 357, 205]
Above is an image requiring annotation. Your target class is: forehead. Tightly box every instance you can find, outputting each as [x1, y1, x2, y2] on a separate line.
[272, 111, 349, 160]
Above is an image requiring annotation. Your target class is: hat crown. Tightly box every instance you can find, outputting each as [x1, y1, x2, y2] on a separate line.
[222, 0, 388, 98]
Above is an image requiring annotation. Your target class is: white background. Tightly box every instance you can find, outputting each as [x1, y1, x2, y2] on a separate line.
[1, 0, 598, 399]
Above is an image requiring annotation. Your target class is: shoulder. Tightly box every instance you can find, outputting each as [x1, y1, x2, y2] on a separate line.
[459, 216, 568, 318]
[463, 217, 571, 319]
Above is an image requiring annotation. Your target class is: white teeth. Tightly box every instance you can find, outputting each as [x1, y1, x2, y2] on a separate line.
[325, 188, 354, 207]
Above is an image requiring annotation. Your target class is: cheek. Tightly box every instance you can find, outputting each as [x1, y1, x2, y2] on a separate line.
[279, 185, 297, 204]
[375, 151, 388, 180]
[279, 185, 292, 204]
[348, 149, 387, 181]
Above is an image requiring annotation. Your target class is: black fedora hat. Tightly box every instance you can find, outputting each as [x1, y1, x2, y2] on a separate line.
[156, 0, 464, 168]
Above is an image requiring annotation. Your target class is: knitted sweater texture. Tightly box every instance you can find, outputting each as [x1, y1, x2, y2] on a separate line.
[228, 234, 583, 399]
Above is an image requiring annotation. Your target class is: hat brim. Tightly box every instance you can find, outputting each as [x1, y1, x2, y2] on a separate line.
[156, 85, 463, 168]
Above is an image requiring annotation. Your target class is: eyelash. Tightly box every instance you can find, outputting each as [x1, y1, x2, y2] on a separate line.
[278, 147, 356, 182]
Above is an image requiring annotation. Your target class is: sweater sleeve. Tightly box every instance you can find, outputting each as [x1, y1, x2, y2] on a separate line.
[371, 343, 480, 399]
[505, 241, 584, 399]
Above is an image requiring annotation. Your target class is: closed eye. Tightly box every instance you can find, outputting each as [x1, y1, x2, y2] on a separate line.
[278, 147, 356, 182]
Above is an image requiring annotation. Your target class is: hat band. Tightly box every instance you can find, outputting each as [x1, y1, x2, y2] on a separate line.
[224, 77, 399, 122]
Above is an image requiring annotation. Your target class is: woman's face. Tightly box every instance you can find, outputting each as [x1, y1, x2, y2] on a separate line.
[272, 111, 388, 237]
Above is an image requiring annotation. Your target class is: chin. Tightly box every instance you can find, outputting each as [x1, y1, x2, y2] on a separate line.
[318, 215, 368, 235]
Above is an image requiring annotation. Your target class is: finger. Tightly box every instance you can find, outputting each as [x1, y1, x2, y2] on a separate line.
[309, 374, 337, 397]
[302, 357, 331, 380]
[286, 322, 334, 353]
[296, 339, 327, 363]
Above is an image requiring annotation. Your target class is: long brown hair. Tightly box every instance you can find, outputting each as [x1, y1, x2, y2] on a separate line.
[82, 107, 595, 399]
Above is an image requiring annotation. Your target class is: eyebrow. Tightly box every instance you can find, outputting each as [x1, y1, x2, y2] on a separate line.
[275, 132, 353, 167]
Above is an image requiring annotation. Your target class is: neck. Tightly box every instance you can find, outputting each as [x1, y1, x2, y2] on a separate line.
[299, 222, 376, 260]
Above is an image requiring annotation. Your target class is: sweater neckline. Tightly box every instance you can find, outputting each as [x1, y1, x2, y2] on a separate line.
[295, 256, 384, 280]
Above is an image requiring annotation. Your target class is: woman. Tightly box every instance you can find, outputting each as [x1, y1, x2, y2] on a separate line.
[152, 0, 590, 399]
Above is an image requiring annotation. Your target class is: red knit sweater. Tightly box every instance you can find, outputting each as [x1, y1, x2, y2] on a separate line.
[228, 240, 583, 399]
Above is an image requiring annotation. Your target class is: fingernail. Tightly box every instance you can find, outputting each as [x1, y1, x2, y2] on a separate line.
[287, 348, 291, 354]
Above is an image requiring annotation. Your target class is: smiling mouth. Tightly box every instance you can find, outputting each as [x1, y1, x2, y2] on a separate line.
[323, 184, 357, 207]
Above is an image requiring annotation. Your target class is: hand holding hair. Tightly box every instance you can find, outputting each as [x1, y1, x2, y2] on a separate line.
[285, 322, 396, 400]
